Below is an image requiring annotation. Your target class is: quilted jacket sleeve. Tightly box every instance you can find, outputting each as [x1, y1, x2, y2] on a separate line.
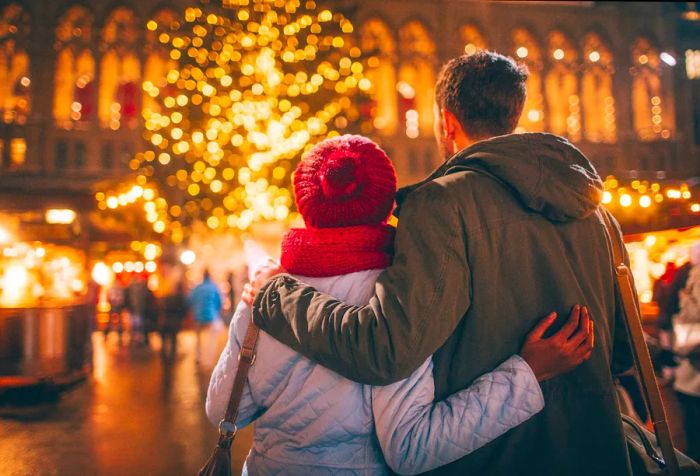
[252, 182, 471, 385]
[205, 303, 262, 428]
[372, 355, 544, 475]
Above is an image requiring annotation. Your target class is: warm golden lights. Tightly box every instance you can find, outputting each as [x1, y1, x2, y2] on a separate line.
[98, 0, 369, 239]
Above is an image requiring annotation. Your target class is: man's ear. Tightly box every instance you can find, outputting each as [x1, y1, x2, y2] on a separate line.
[441, 109, 459, 139]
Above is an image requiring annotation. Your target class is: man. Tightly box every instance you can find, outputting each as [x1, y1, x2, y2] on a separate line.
[249, 51, 633, 475]
[126, 274, 149, 346]
[188, 269, 222, 364]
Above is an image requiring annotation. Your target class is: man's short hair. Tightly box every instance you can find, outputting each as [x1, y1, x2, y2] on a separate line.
[435, 51, 529, 139]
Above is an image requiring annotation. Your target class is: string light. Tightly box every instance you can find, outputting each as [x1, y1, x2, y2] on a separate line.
[603, 175, 698, 214]
[98, 0, 369, 240]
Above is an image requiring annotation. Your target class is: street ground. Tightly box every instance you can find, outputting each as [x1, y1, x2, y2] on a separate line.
[0, 331, 254, 476]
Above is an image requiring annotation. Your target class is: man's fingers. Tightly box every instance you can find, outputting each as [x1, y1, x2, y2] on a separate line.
[557, 305, 581, 340]
[526, 312, 558, 342]
[573, 320, 595, 354]
[563, 306, 591, 350]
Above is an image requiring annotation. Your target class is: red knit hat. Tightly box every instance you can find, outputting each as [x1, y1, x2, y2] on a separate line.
[294, 135, 397, 228]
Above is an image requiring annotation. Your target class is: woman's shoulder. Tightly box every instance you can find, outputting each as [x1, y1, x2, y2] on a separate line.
[293, 269, 384, 306]
[230, 301, 253, 341]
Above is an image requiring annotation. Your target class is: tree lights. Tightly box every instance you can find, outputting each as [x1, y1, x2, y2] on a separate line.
[603, 175, 699, 213]
[98, 0, 370, 242]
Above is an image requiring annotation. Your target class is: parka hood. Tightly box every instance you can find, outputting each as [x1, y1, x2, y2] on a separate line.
[397, 133, 603, 222]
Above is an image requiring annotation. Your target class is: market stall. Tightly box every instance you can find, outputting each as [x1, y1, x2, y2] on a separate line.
[0, 221, 93, 391]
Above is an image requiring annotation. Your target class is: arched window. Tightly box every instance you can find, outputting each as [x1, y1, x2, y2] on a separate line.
[398, 20, 436, 138]
[360, 18, 397, 135]
[545, 31, 581, 141]
[461, 24, 487, 56]
[582, 33, 616, 143]
[143, 9, 179, 116]
[0, 3, 30, 125]
[512, 28, 544, 133]
[54, 6, 95, 128]
[632, 37, 674, 140]
[99, 7, 140, 130]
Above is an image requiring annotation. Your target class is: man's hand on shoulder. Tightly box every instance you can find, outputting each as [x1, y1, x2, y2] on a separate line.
[242, 259, 285, 306]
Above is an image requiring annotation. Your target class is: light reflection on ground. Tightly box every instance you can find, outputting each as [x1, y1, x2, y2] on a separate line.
[0, 331, 254, 476]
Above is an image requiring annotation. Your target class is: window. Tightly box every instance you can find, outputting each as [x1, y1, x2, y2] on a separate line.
[461, 24, 487, 56]
[360, 19, 397, 135]
[0, 3, 30, 124]
[512, 28, 544, 133]
[632, 37, 674, 140]
[54, 6, 95, 128]
[8, 137, 25, 166]
[55, 140, 68, 170]
[120, 144, 132, 166]
[582, 33, 616, 143]
[101, 143, 114, 169]
[398, 21, 436, 138]
[545, 31, 581, 141]
[75, 141, 86, 168]
[99, 7, 140, 130]
[686, 49, 700, 80]
[143, 9, 179, 116]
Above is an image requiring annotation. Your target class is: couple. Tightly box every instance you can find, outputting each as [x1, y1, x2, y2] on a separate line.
[207, 51, 634, 475]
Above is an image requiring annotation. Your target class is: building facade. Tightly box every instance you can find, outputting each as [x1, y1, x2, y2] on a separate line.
[0, 0, 698, 201]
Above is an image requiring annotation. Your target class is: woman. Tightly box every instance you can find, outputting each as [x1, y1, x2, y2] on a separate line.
[160, 280, 188, 360]
[207, 135, 593, 475]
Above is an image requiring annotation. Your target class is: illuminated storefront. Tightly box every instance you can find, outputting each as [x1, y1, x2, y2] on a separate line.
[606, 176, 700, 321]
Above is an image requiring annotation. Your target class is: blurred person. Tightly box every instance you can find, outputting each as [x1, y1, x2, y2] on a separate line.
[83, 277, 100, 371]
[207, 135, 594, 474]
[247, 52, 635, 475]
[126, 275, 149, 346]
[143, 281, 158, 347]
[667, 255, 695, 330]
[673, 242, 700, 461]
[160, 280, 188, 361]
[655, 261, 680, 331]
[187, 269, 223, 364]
[105, 279, 126, 344]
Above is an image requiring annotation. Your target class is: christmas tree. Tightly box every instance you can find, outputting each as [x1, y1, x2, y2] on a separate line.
[98, 0, 370, 243]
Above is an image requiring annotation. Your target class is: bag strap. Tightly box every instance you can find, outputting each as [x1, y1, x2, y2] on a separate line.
[216, 318, 260, 449]
[599, 208, 680, 475]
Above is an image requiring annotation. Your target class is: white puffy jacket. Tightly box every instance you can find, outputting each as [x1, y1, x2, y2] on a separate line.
[206, 269, 544, 475]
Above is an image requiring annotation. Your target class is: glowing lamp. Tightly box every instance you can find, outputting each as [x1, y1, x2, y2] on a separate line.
[0, 226, 11, 244]
[620, 194, 632, 207]
[91, 262, 112, 286]
[46, 209, 77, 224]
[660, 52, 676, 67]
[180, 250, 196, 266]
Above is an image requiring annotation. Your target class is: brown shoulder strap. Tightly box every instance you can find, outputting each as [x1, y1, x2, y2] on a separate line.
[216, 318, 260, 447]
[599, 208, 680, 475]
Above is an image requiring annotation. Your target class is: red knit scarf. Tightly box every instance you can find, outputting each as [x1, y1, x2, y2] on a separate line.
[280, 224, 395, 277]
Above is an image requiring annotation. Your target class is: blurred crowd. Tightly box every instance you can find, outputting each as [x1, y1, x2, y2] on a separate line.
[98, 268, 244, 365]
[649, 242, 700, 461]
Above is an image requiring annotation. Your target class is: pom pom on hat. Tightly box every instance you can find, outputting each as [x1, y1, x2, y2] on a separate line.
[294, 135, 397, 228]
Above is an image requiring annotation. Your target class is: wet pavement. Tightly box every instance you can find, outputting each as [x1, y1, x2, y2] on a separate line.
[0, 331, 254, 476]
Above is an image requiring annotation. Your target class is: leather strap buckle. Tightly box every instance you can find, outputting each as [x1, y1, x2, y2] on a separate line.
[218, 419, 238, 438]
[238, 347, 256, 365]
